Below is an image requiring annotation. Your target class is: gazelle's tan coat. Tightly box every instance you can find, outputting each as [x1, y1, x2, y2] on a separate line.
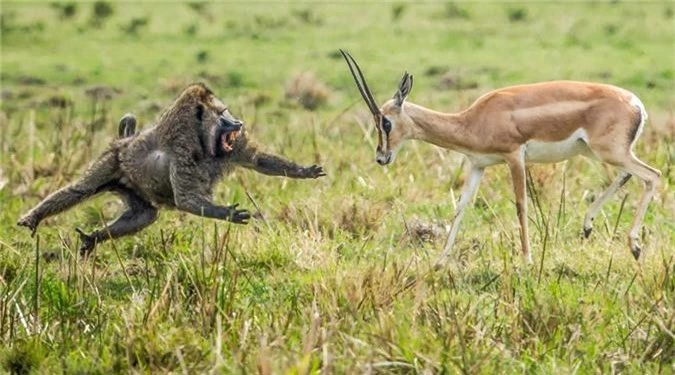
[341, 50, 660, 265]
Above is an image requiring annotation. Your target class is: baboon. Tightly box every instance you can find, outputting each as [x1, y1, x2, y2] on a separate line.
[17, 83, 326, 255]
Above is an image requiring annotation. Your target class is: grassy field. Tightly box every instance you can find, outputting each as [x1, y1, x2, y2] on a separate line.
[1, 1, 674, 373]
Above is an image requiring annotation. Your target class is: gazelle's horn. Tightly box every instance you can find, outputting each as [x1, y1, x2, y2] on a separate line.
[340, 49, 380, 116]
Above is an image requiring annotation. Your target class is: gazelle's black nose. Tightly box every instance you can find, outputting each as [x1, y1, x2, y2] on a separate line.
[376, 152, 391, 165]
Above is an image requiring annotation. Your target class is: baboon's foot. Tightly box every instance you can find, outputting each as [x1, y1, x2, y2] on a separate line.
[17, 215, 38, 237]
[75, 228, 97, 256]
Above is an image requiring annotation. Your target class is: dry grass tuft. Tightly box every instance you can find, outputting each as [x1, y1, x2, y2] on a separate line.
[436, 72, 478, 91]
[284, 72, 330, 110]
[404, 219, 444, 245]
[338, 198, 388, 238]
[276, 197, 388, 239]
[84, 85, 120, 100]
[159, 77, 192, 95]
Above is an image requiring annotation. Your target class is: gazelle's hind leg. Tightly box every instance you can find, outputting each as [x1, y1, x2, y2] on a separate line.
[621, 155, 661, 259]
[583, 171, 632, 238]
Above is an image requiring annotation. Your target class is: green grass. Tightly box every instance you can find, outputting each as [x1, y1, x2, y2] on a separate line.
[1, 1, 674, 373]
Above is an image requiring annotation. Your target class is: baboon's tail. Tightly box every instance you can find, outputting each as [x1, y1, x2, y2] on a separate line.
[118, 113, 137, 138]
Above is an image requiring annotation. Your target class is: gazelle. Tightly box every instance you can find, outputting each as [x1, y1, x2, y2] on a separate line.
[340, 50, 661, 266]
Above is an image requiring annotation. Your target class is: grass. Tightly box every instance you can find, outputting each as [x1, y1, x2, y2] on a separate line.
[1, 1, 674, 373]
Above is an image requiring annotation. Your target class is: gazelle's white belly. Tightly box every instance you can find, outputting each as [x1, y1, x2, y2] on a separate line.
[524, 128, 591, 163]
[462, 128, 592, 167]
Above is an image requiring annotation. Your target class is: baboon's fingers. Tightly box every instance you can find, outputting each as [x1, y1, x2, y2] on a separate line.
[233, 210, 251, 224]
[303, 164, 326, 179]
[225, 205, 251, 224]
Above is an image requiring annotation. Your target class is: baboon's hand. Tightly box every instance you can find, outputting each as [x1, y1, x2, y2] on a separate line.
[300, 165, 326, 179]
[225, 204, 251, 224]
[17, 215, 38, 237]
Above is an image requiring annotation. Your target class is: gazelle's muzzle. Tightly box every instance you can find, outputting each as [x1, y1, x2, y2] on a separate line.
[376, 147, 393, 165]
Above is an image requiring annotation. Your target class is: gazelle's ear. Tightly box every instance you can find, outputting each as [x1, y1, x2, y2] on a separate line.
[394, 72, 413, 107]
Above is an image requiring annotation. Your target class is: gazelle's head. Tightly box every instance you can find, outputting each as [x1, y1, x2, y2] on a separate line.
[341, 50, 414, 166]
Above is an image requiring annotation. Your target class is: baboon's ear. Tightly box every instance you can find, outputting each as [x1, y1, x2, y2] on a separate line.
[196, 104, 204, 122]
[393, 72, 413, 107]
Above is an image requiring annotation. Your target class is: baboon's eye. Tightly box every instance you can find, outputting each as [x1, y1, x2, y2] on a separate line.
[196, 104, 204, 121]
[382, 118, 392, 134]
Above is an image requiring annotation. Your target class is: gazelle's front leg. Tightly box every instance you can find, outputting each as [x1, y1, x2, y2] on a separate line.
[505, 150, 532, 264]
[435, 165, 484, 268]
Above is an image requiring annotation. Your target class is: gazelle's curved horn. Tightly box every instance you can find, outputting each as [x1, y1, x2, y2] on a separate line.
[340, 49, 380, 116]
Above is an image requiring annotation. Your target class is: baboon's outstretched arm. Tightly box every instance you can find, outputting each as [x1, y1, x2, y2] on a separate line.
[17, 151, 122, 234]
[169, 162, 250, 223]
[249, 152, 325, 178]
[234, 144, 325, 179]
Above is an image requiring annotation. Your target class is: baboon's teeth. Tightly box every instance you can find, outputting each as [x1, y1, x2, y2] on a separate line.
[221, 130, 240, 152]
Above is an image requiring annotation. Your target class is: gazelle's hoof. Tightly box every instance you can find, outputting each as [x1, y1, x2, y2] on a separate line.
[630, 244, 641, 260]
[582, 226, 592, 239]
[628, 236, 642, 260]
[525, 255, 533, 265]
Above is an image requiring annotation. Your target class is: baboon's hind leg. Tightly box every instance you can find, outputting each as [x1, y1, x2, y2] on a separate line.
[78, 186, 158, 255]
[17, 151, 121, 234]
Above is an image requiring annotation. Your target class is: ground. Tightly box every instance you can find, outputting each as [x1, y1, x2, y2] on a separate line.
[0, 2, 673, 373]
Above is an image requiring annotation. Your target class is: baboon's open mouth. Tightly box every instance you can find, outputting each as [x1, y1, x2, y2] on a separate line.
[221, 130, 241, 152]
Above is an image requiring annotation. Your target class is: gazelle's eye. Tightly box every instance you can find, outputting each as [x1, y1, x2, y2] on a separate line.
[382, 118, 392, 134]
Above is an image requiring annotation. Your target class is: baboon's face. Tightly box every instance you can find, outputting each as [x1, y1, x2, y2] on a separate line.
[215, 106, 243, 156]
[209, 98, 243, 157]
[193, 87, 243, 157]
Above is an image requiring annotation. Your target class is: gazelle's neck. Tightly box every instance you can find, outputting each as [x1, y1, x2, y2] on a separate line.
[404, 102, 468, 150]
